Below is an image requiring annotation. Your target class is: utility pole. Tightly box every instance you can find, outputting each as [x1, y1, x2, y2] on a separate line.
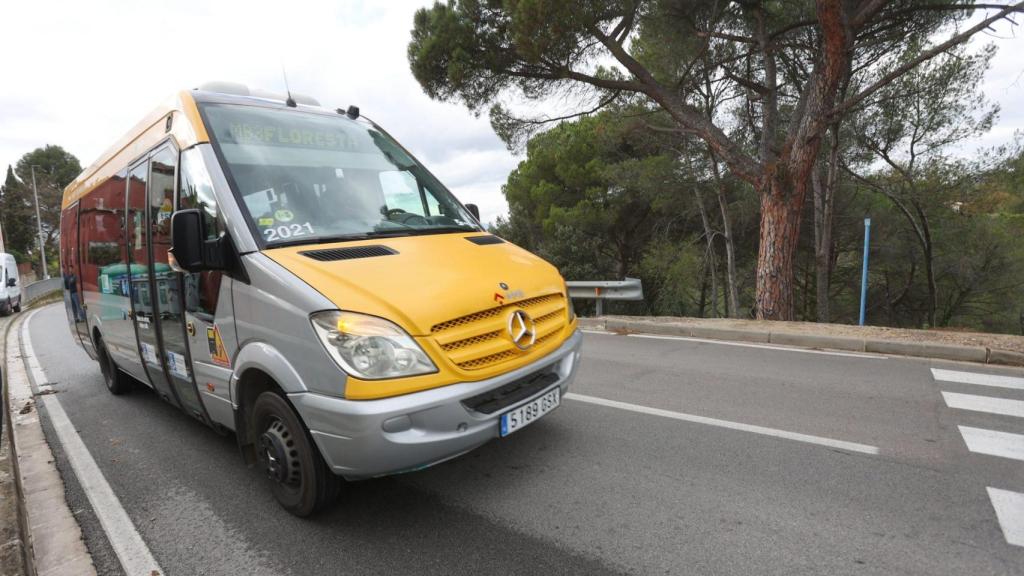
[858, 217, 871, 326]
[30, 165, 48, 279]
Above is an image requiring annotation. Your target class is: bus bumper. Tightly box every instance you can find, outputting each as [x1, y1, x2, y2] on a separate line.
[289, 329, 582, 480]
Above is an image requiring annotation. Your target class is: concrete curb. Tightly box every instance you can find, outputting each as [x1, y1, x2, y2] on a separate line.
[579, 317, 1024, 367]
[1, 317, 34, 576]
[5, 313, 96, 576]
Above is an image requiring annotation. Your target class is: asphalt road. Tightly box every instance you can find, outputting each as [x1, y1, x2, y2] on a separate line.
[23, 304, 1024, 575]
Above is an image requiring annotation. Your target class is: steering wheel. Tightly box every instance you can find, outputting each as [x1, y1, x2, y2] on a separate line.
[386, 208, 429, 226]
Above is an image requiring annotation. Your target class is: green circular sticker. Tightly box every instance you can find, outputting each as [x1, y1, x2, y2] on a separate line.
[274, 209, 294, 222]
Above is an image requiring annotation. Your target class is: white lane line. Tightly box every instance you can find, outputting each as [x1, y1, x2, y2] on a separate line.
[564, 392, 880, 455]
[22, 310, 164, 576]
[988, 487, 1024, 547]
[942, 391, 1024, 419]
[625, 333, 886, 359]
[932, 368, 1024, 391]
[958, 426, 1024, 462]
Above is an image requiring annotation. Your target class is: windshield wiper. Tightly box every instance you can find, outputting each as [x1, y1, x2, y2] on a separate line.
[266, 227, 480, 248]
[268, 230, 427, 248]
[405, 226, 480, 235]
[268, 233, 373, 248]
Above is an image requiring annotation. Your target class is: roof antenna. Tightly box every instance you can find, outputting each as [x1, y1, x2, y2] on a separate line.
[281, 62, 297, 108]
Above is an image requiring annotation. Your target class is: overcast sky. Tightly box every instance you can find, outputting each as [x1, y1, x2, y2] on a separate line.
[1, 1, 1022, 226]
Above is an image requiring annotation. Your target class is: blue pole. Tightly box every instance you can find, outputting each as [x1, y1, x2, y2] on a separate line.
[859, 218, 871, 326]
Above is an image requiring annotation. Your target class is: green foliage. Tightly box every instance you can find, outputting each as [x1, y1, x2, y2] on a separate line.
[495, 107, 760, 317]
[0, 145, 81, 275]
[636, 239, 703, 317]
[500, 110, 678, 277]
[409, 1, 627, 111]
[0, 165, 36, 259]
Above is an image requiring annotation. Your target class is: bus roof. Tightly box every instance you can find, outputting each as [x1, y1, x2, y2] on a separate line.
[62, 90, 208, 209]
[62, 88, 345, 210]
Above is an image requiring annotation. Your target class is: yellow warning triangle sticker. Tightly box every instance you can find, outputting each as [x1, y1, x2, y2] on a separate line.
[207, 325, 231, 367]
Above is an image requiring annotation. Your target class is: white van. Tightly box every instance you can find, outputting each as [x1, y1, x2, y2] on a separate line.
[0, 253, 21, 315]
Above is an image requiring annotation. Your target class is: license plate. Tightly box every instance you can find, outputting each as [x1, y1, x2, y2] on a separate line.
[500, 387, 560, 437]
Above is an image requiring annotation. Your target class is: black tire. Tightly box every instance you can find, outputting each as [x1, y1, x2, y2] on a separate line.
[96, 336, 132, 395]
[12, 299, 20, 313]
[252, 391, 339, 517]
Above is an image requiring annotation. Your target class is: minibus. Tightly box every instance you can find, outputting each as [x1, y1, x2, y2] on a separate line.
[60, 83, 581, 516]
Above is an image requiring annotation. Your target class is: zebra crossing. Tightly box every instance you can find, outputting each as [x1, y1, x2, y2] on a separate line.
[933, 368, 1024, 547]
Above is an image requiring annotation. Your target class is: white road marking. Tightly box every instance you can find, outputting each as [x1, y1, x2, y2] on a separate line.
[957, 426, 1024, 462]
[22, 310, 164, 576]
[564, 392, 880, 455]
[932, 368, 1024, 391]
[988, 487, 1024, 547]
[942, 391, 1024, 419]
[624, 333, 887, 359]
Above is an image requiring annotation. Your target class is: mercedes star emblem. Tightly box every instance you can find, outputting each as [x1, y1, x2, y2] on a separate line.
[507, 310, 536, 350]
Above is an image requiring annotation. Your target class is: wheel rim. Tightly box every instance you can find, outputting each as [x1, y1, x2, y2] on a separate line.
[258, 417, 302, 491]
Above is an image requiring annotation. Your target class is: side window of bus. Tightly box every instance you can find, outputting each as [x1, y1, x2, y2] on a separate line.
[178, 148, 223, 318]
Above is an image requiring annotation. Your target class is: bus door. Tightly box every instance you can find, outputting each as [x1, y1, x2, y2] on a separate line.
[126, 157, 179, 406]
[147, 147, 208, 422]
[126, 146, 207, 420]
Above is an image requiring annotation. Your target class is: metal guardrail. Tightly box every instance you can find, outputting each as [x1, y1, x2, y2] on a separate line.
[567, 277, 643, 316]
[23, 277, 62, 306]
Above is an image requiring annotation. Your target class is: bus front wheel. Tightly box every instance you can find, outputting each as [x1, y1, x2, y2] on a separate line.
[252, 391, 339, 517]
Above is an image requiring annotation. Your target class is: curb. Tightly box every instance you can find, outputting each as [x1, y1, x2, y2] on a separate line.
[1, 316, 34, 576]
[5, 312, 96, 576]
[579, 317, 1024, 367]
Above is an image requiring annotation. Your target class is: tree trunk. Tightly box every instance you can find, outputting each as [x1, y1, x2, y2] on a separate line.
[615, 253, 628, 281]
[916, 204, 938, 328]
[755, 177, 807, 320]
[812, 168, 829, 322]
[693, 187, 720, 318]
[812, 127, 839, 323]
[707, 149, 740, 318]
[698, 262, 708, 318]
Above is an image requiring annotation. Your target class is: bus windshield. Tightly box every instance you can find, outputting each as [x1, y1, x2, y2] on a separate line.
[201, 103, 480, 247]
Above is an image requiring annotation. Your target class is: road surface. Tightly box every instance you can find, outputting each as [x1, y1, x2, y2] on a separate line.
[21, 304, 1024, 575]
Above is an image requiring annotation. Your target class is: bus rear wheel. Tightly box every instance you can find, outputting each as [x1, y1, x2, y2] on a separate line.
[252, 391, 338, 517]
[96, 336, 132, 395]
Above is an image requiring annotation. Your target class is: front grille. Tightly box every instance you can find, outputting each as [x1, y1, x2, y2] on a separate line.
[430, 294, 561, 333]
[431, 293, 568, 371]
[461, 368, 559, 414]
[458, 350, 518, 370]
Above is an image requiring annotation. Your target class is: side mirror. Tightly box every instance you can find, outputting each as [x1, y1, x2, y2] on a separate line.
[465, 203, 481, 222]
[5, 278, 14, 287]
[171, 209, 226, 272]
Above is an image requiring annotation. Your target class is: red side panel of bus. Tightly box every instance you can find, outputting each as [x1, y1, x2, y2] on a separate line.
[74, 173, 128, 359]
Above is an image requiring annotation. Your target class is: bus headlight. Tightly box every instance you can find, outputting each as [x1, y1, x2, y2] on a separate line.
[310, 311, 437, 379]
